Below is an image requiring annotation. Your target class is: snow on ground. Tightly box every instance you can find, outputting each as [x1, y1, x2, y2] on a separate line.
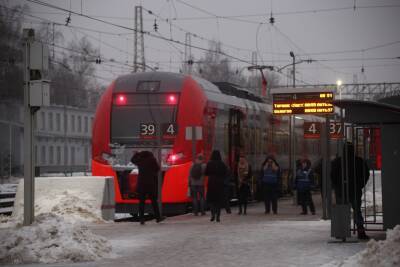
[0, 177, 21, 185]
[324, 225, 400, 267]
[362, 171, 382, 212]
[0, 183, 18, 194]
[0, 213, 113, 265]
[0, 177, 114, 265]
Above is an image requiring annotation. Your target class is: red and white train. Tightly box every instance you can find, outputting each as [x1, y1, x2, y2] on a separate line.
[92, 72, 321, 214]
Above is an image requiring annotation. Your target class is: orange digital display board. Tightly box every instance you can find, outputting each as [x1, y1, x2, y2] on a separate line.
[273, 92, 334, 115]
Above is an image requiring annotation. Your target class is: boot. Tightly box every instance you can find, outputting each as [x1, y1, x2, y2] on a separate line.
[156, 216, 166, 223]
[357, 229, 370, 240]
[238, 206, 242, 215]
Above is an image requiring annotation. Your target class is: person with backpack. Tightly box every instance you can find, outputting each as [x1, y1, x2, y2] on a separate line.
[259, 155, 281, 214]
[188, 154, 206, 216]
[295, 159, 316, 215]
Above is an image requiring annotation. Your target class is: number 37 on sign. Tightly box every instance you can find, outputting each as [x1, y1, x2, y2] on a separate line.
[304, 122, 343, 139]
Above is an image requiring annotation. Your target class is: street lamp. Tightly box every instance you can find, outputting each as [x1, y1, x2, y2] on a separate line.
[289, 51, 295, 88]
[336, 79, 342, 100]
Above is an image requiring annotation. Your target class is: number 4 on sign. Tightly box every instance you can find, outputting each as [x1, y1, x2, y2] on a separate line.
[166, 124, 175, 135]
[309, 123, 317, 134]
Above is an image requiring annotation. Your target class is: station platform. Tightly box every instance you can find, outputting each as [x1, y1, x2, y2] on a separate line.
[4, 194, 374, 267]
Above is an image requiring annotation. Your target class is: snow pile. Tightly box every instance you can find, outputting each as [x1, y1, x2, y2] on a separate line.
[325, 225, 400, 267]
[11, 189, 105, 225]
[0, 213, 112, 265]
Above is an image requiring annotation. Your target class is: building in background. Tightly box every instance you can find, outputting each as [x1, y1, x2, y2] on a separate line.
[0, 101, 94, 177]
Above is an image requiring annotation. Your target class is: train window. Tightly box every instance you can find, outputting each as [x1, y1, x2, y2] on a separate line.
[137, 81, 160, 92]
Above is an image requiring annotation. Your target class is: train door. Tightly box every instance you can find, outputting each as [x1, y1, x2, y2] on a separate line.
[228, 108, 242, 193]
[354, 126, 382, 233]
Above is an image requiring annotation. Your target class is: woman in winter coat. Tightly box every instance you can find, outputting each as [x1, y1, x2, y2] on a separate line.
[259, 155, 281, 214]
[205, 150, 227, 222]
[237, 155, 252, 215]
[131, 151, 164, 225]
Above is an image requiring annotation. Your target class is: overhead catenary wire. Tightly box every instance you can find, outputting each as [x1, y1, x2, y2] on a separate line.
[26, 3, 400, 22]
[25, 0, 257, 66]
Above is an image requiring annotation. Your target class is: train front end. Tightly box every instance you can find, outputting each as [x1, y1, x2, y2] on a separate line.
[92, 72, 207, 214]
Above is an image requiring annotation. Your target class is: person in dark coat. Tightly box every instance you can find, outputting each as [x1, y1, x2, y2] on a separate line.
[295, 159, 316, 215]
[331, 142, 370, 239]
[223, 167, 233, 214]
[259, 155, 281, 214]
[205, 150, 227, 222]
[237, 155, 252, 215]
[131, 151, 164, 225]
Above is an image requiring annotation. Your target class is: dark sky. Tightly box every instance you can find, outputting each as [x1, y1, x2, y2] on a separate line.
[14, 0, 400, 86]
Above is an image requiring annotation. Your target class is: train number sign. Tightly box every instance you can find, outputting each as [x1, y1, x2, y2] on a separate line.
[162, 123, 177, 138]
[304, 122, 343, 139]
[140, 123, 156, 138]
[304, 122, 321, 139]
[329, 122, 343, 139]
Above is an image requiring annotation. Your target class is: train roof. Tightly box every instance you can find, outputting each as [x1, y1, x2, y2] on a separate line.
[112, 72, 270, 112]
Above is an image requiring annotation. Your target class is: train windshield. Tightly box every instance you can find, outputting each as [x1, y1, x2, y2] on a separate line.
[111, 93, 179, 146]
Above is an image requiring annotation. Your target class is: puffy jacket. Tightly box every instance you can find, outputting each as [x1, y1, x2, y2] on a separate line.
[295, 168, 314, 192]
[261, 167, 280, 184]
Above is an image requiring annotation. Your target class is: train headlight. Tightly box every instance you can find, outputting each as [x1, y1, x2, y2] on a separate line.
[167, 94, 178, 105]
[166, 152, 184, 165]
[115, 94, 127, 105]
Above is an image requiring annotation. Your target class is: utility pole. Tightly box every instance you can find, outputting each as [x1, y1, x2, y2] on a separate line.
[133, 6, 145, 72]
[251, 51, 258, 94]
[289, 51, 296, 204]
[23, 29, 50, 225]
[184, 33, 193, 75]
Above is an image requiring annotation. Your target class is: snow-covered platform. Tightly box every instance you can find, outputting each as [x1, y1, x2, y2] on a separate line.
[2, 196, 380, 267]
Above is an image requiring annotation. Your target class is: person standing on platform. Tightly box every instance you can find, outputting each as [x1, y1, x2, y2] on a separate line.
[131, 151, 165, 225]
[188, 154, 206, 216]
[237, 155, 252, 215]
[295, 159, 316, 215]
[331, 143, 370, 240]
[259, 156, 281, 214]
[205, 150, 227, 222]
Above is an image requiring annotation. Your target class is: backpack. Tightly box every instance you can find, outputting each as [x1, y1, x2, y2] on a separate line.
[190, 163, 203, 180]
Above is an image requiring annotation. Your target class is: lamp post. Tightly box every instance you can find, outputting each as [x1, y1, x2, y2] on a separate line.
[290, 51, 295, 88]
[289, 51, 296, 203]
[336, 79, 342, 100]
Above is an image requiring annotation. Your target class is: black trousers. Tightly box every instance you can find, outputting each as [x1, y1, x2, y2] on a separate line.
[298, 190, 315, 214]
[263, 184, 278, 213]
[238, 184, 250, 213]
[335, 189, 365, 230]
[209, 203, 221, 220]
[138, 191, 160, 222]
